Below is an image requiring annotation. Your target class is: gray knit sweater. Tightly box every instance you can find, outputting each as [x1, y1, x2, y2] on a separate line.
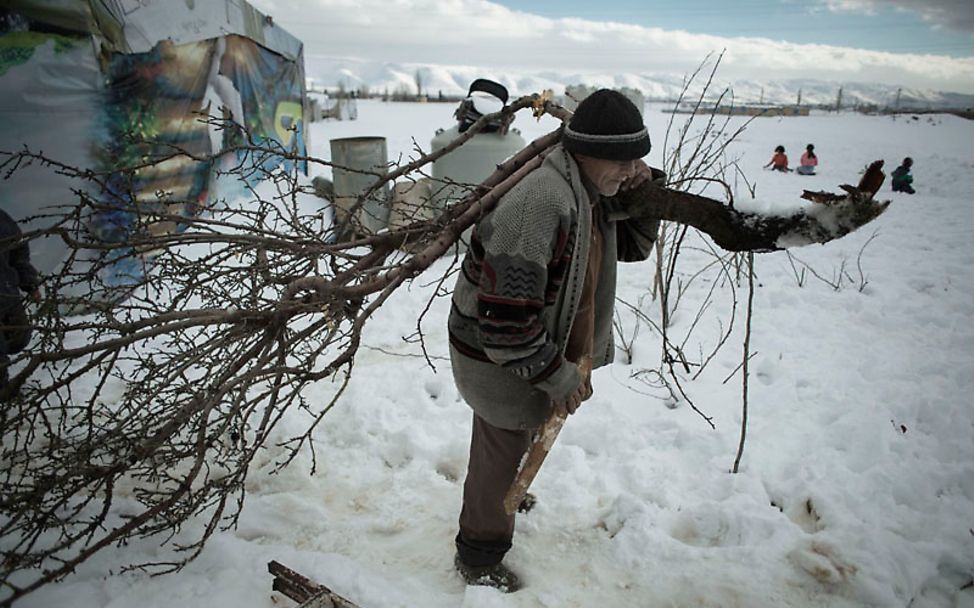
[448, 145, 659, 430]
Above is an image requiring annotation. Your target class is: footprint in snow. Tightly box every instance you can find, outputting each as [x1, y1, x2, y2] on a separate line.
[788, 540, 858, 585]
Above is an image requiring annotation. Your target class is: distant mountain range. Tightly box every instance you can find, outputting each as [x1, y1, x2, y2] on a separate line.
[305, 57, 974, 110]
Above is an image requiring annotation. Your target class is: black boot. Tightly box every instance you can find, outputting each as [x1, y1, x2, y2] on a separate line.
[517, 492, 537, 514]
[454, 554, 522, 592]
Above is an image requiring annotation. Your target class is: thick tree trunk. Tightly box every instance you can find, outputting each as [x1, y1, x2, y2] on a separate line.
[615, 179, 891, 252]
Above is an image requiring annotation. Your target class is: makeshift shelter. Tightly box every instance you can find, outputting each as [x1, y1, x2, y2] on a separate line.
[0, 0, 308, 295]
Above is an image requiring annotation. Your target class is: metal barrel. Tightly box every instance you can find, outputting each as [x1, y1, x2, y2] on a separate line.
[329, 136, 390, 236]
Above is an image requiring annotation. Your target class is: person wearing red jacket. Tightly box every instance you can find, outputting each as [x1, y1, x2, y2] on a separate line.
[764, 145, 790, 172]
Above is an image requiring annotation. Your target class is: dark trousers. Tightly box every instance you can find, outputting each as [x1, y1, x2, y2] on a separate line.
[892, 182, 915, 194]
[456, 413, 533, 567]
[1, 299, 31, 388]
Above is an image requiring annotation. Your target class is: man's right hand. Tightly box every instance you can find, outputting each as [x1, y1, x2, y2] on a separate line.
[552, 379, 586, 418]
[551, 356, 593, 418]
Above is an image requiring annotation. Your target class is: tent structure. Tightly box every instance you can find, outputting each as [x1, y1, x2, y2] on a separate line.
[0, 0, 308, 295]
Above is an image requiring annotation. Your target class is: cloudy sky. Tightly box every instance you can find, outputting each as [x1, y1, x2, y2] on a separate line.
[250, 0, 974, 92]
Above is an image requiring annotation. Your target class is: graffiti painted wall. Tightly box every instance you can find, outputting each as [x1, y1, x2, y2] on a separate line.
[0, 1, 307, 297]
[89, 35, 307, 287]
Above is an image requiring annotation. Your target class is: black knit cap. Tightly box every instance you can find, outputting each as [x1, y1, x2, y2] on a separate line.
[563, 89, 651, 161]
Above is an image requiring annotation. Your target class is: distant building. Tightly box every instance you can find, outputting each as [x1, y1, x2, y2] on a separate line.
[671, 103, 810, 117]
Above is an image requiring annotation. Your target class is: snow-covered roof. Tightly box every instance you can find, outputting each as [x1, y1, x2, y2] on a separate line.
[5, 0, 302, 60]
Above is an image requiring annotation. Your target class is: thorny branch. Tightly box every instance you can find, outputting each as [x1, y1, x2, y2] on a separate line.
[732, 252, 756, 474]
[0, 94, 560, 605]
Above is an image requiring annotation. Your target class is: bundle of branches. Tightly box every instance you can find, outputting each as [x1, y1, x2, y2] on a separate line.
[0, 88, 888, 605]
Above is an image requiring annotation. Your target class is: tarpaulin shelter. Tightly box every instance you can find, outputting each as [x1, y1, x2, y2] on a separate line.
[0, 0, 308, 298]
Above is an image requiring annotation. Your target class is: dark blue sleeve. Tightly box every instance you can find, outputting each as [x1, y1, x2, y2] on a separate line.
[1, 211, 40, 293]
[9, 241, 39, 293]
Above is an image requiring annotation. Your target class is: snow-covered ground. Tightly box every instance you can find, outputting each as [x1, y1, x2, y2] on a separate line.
[18, 101, 974, 608]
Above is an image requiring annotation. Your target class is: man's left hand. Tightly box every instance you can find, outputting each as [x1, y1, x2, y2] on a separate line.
[620, 161, 666, 192]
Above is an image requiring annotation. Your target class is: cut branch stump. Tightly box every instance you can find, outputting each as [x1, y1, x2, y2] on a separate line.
[268, 561, 362, 608]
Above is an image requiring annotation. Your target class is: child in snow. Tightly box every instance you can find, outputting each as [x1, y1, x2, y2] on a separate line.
[796, 144, 817, 175]
[764, 145, 790, 172]
[891, 157, 915, 194]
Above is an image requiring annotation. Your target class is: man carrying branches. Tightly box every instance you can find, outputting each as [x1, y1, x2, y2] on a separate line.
[447, 89, 664, 592]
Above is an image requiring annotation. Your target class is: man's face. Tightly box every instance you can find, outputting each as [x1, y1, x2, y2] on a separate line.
[575, 155, 638, 197]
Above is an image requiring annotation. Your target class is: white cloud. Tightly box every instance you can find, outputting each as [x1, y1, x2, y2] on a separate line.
[822, 0, 880, 15]
[250, 0, 974, 93]
[821, 0, 974, 33]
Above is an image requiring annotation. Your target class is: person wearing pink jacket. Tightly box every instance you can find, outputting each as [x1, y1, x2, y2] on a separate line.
[797, 143, 818, 175]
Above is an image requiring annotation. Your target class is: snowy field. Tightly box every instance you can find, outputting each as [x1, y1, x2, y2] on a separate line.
[17, 100, 974, 608]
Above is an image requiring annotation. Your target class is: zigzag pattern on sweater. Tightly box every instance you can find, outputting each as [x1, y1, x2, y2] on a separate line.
[496, 263, 543, 302]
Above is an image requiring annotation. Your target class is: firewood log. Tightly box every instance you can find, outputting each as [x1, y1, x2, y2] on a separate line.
[503, 356, 592, 515]
[616, 172, 890, 252]
[268, 561, 361, 608]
